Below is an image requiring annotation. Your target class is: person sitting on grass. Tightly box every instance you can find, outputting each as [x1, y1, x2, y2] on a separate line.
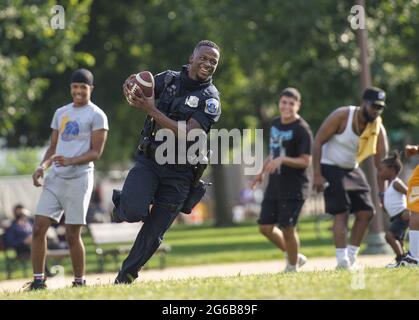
[379, 152, 410, 267]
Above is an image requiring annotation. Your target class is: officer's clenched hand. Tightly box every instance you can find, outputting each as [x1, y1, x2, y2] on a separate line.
[123, 84, 156, 113]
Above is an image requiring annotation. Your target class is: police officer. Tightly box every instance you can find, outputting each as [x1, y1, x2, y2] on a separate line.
[112, 40, 221, 284]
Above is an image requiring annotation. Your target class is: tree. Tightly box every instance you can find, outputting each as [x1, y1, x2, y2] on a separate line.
[0, 0, 93, 139]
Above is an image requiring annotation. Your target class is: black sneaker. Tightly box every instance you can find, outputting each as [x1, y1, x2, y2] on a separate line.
[72, 280, 86, 287]
[398, 253, 419, 267]
[386, 255, 405, 268]
[114, 272, 136, 284]
[23, 279, 47, 291]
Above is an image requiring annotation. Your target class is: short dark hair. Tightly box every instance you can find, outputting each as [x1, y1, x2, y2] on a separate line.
[13, 204, 24, 211]
[194, 40, 220, 53]
[71, 68, 94, 86]
[382, 150, 403, 175]
[280, 87, 301, 102]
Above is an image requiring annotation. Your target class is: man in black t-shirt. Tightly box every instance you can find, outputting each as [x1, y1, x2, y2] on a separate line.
[251, 87, 313, 272]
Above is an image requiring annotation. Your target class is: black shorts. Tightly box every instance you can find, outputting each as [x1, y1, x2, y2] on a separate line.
[389, 212, 409, 241]
[321, 164, 375, 215]
[258, 198, 304, 228]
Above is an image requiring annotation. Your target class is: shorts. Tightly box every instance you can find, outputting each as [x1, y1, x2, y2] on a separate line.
[388, 212, 409, 241]
[36, 170, 94, 225]
[407, 165, 419, 213]
[321, 164, 375, 215]
[258, 198, 304, 228]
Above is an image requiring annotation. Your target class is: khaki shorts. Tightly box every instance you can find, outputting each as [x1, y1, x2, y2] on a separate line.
[36, 170, 94, 225]
[407, 165, 419, 213]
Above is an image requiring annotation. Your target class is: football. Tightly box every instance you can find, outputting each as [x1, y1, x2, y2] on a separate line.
[127, 71, 155, 98]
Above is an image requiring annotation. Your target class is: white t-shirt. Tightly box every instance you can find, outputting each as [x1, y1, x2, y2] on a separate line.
[383, 177, 407, 217]
[50, 101, 109, 178]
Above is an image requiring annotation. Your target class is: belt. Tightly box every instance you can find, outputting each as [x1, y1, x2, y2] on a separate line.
[140, 143, 193, 172]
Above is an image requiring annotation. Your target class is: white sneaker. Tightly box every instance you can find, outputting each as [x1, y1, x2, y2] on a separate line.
[336, 259, 351, 270]
[349, 255, 356, 267]
[297, 253, 308, 268]
[283, 264, 297, 273]
[385, 261, 400, 268]
[285, 253, 307, 267]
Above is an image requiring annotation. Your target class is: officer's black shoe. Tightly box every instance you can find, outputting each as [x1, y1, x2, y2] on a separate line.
[114, 272, 136, 285]
[24, 279, 47, 291]
[72, 280, 86, 288]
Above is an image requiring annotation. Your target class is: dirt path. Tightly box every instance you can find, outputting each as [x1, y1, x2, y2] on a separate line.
[0, 254, 394, 294]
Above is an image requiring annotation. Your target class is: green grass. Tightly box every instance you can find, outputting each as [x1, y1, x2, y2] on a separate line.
[0, 216, 339, 280]
[2, 268, 418, 300]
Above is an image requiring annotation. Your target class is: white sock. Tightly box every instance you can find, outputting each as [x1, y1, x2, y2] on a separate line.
[33, 273, 44, 281]
[409, 230, 419, 259]
[336, 248, 348, 262]
[286, 264, 297, 271]
[348, 245, 360, 262]
[74, 276, 85, 283]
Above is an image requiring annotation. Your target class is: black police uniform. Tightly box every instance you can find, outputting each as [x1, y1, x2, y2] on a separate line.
[112, 65, 221, 283]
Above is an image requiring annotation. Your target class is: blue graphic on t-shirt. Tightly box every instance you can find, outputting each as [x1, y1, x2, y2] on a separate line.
[61, 121, 80, 141]
[270, 127, 293, 158]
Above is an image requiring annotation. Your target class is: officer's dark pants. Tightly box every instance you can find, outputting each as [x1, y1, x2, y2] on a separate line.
[112, 153, 193, 282]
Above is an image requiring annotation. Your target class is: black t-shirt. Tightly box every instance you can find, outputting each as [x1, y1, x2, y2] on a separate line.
[264, 116, 313, 200]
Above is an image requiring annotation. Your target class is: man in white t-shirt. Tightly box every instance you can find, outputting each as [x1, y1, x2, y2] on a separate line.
[27, 69, 109, 290]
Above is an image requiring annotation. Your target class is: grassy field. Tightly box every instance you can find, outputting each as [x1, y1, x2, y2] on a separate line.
[0, 216, 338, 281]
[2, 268, 418, 300]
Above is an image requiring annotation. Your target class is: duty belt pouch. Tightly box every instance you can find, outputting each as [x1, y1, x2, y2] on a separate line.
[181, 180, 207, 214]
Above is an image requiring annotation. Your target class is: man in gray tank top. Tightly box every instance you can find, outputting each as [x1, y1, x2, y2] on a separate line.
[312, 87, 388, 269]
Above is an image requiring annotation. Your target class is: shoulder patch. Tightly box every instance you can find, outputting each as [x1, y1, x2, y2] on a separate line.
[204, 98, 220, 115]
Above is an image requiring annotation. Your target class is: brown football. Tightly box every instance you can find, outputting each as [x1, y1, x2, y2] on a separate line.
[128, 71, 155, 98]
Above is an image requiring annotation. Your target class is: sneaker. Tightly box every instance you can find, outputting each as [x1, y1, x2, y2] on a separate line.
[386, 261, 401, 268]
[72, 280, 86, 287]
[114, 272, 136, 284]
[297, 253, 308, 268]
[349, 255, 356, 267]
[398, 253, 419, 267]
[336, 259, 351, 270]
[386, 255, 404, 268]
[285, 253, 307, 268]
[23, 279, 47, 291]
[283, 264, 297, 273]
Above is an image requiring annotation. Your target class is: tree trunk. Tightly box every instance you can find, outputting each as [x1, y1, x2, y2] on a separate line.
[211, 163, 234, 227]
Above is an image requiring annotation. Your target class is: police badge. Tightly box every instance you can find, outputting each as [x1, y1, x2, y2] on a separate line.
[185, 96, 199, 108]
